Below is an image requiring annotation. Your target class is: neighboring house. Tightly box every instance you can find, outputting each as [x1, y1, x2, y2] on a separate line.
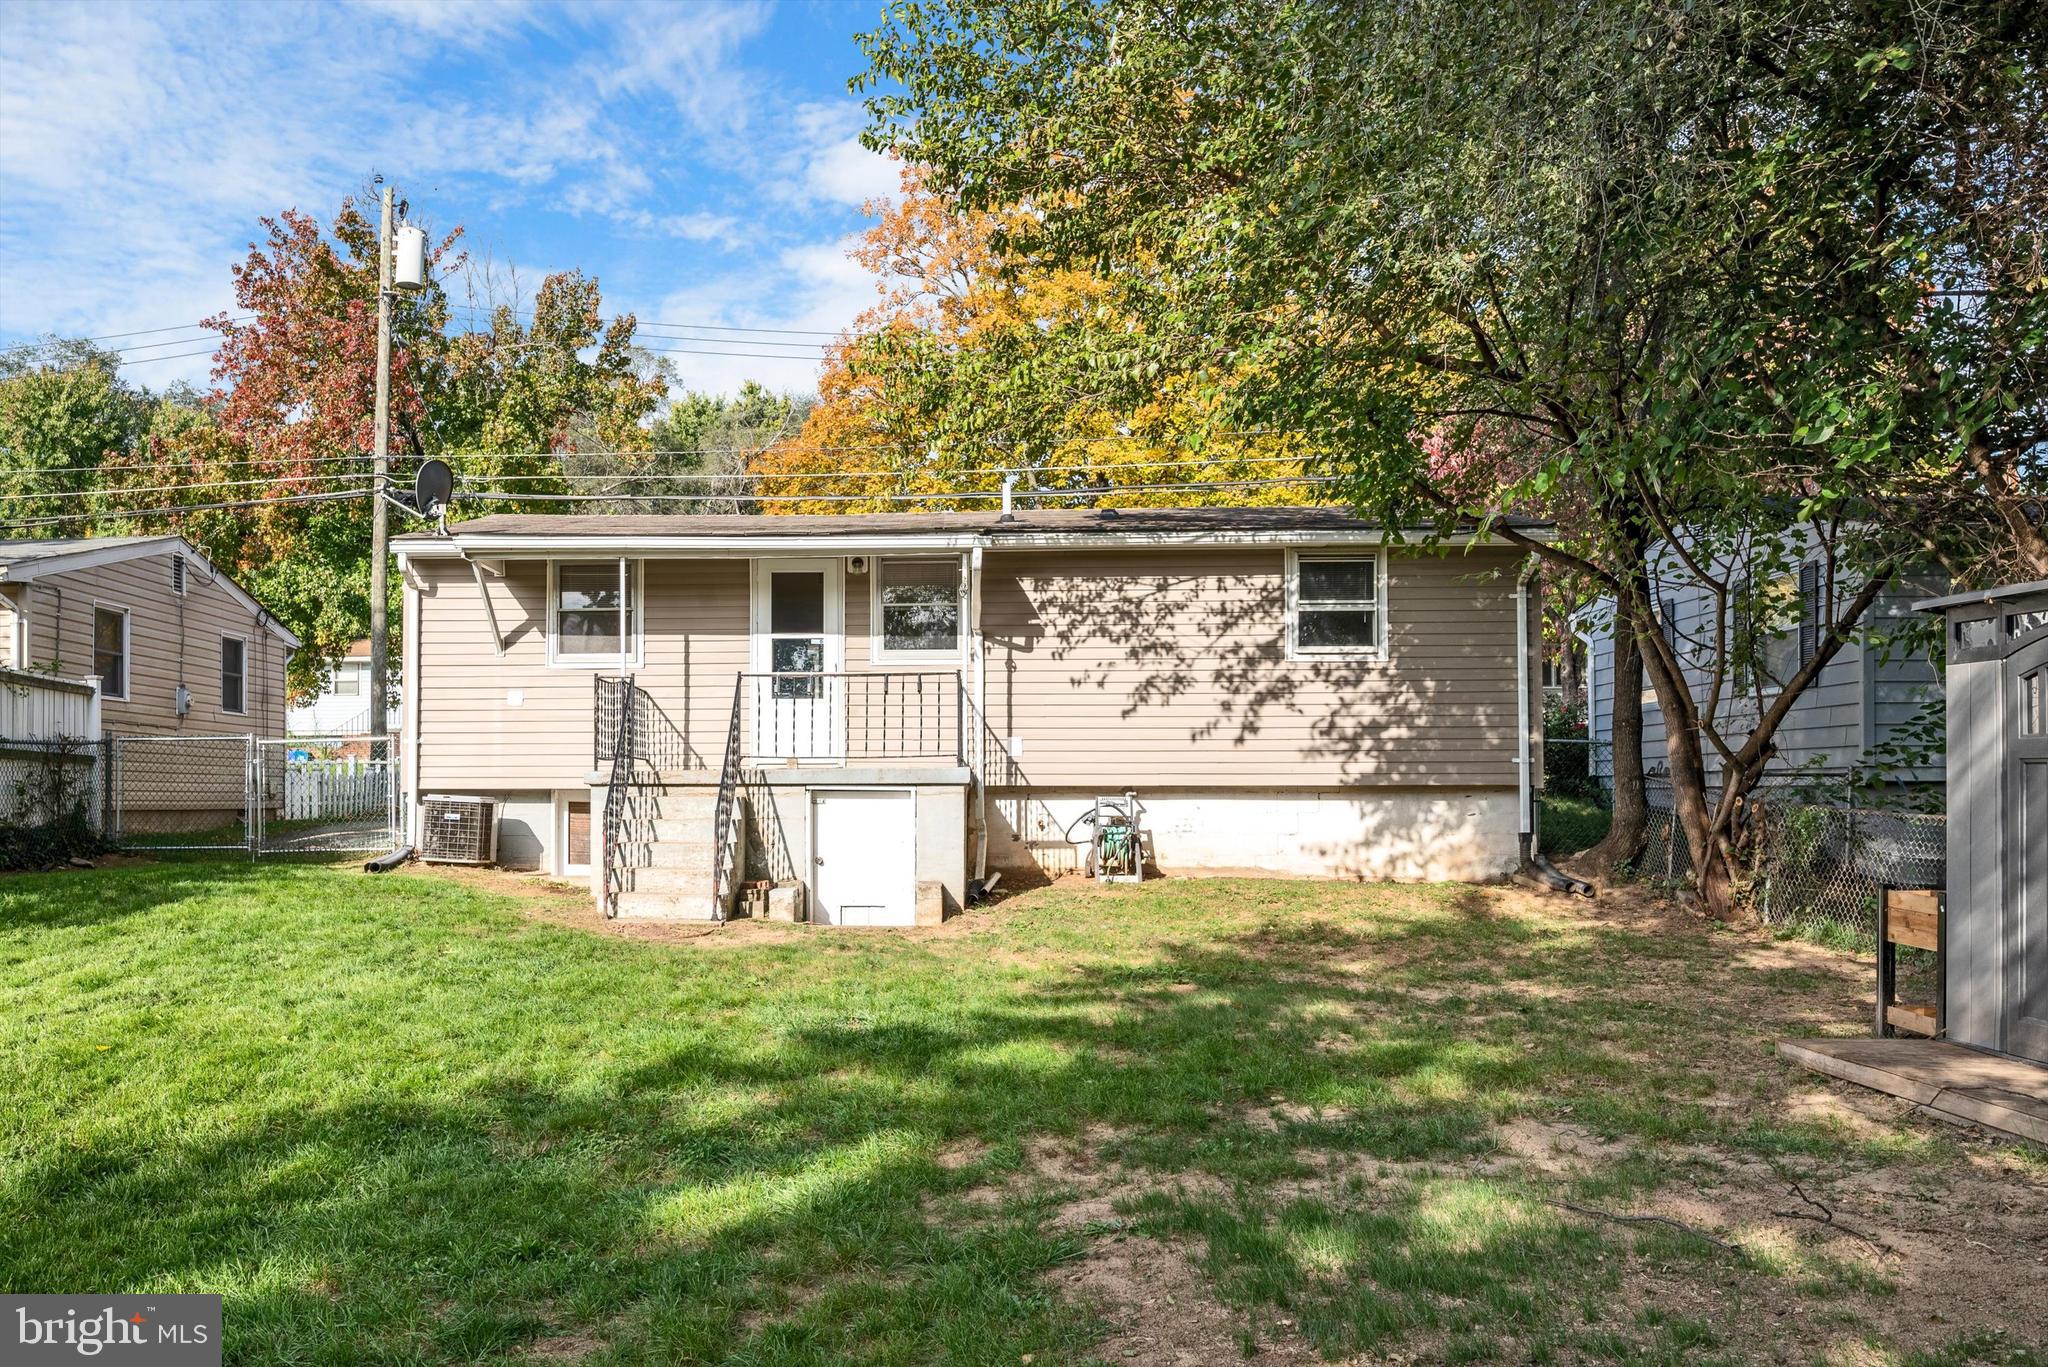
[0, 535, 300, 828]
[288, 638, 390, 736]
[395, 507, 1548, 924]
[1579, 538, 1945, 790]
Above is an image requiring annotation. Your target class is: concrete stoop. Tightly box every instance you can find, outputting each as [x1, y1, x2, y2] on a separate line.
[609, 786, 726, 921]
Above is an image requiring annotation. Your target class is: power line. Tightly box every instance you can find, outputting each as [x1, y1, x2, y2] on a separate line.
[114, 346, 223, 367]
[0, 316, 254, 357]
[11, 473, 1340, 527]
[10, 430, 1321, 477]
[5, 454, 1318, 504]
[451, 475, 1343, 505]
[3, 487, 373, 530]
[452, 453, 1315, 484]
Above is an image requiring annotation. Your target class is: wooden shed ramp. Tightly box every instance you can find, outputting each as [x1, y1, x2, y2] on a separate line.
[1779, 1039, 2048, 1146]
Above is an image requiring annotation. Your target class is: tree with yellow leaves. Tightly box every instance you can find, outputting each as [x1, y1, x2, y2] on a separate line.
[751, 169, 1321, 513]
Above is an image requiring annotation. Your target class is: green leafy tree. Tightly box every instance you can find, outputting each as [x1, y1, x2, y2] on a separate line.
[0, 341, 152, 527]
[859, 0, 2039, 913]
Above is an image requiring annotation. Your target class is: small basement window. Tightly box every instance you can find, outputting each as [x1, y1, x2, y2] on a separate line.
[550, 562, 640, 665]
[1289, 552, 1384, 658]
[875, 558, 961, 658]
[221, 636, 247, 714]
[94, 606, 128, 699]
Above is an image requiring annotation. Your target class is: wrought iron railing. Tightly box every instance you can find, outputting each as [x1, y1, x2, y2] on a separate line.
[708, 675, 746, 921]
[595, 674, 695, 771]
[598, 676, 637, 919]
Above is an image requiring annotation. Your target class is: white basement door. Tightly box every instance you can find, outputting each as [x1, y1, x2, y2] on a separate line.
[811, 790, 915, 926]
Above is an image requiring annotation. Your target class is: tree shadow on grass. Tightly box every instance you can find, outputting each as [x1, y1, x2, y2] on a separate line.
[0, 871, 1907, 1364]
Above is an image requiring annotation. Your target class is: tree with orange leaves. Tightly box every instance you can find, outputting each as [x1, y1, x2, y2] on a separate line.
[751, 169, 1322, 513]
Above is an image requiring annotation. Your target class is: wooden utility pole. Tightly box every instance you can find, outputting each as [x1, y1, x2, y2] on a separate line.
[370, 184, 393, 740]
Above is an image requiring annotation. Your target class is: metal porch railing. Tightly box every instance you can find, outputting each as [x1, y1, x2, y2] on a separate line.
[738, 670, 965, 765]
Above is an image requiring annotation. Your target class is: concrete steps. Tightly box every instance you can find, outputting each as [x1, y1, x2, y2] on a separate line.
[604, 785, 730, 920]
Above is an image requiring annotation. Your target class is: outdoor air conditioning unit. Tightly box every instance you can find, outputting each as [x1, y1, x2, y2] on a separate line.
[420, 795, 498, 865]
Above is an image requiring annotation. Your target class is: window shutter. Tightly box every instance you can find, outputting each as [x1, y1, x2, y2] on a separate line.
[1798, 563, 1820, 667]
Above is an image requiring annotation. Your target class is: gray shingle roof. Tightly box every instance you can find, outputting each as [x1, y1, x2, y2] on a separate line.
[0, 535, 182, 567]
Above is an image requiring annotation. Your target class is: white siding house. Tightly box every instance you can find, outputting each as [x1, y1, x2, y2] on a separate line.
[287, 639, 392, 737]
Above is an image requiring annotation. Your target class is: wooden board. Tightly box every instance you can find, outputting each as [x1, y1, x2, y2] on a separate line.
[1885, 888, 1941, 916]
[1884, 889, 1942, 951]
[567, 801, 591, 867]
[1886, 1003, 1938, 1036]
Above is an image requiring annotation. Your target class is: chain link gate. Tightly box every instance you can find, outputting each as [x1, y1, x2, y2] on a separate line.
[105, 734, 403, 857]
[253, 736, 402, 856]
[107, 734, 257, 851]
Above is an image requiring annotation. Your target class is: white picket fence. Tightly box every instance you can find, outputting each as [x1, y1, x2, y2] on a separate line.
[284, 757, 392, 821]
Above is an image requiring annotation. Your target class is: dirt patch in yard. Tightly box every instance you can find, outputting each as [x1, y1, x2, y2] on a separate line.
[519, 1333, 605, 1362]
[1020, 882, 2047, 1362]
[1049, 1231, 1330, 1367]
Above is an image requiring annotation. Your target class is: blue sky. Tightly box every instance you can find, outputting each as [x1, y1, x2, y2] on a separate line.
[0, 0, 901, 397]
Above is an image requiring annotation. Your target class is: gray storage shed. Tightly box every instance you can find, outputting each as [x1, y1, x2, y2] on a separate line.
[1920, 579, 2048, 1063]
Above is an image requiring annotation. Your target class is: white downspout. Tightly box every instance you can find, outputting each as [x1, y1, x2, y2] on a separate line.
[618, 556, 630, 676]
[400, 555, 423, 848]
[1516, 557, 1538, 855]
[969, 543, 989, 885]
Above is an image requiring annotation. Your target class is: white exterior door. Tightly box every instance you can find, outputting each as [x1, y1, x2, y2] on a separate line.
[750, 559, 844, 761]
[811, 790, 914, 926]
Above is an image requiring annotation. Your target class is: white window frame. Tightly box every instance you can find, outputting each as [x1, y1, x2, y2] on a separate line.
[869, 555, 967, 664]
[93, 602, 131, 700]
[546, 559, 644, 669]
[220, 632, 249, 715]
[1285, 548, 1388, 661]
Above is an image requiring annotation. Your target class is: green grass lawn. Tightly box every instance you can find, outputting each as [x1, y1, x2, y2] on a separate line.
[2, 862, 2042, 1366]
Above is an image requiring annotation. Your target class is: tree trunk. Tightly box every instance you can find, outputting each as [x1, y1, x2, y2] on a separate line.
[1581, 595, 1646, 877]
[1638, 598, 1751, 920]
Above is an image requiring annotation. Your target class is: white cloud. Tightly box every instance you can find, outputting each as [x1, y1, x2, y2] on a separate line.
[804, 138, 900, 209]
[634, 232, 875, 397]
[0, 0, 891, 398]
[348, 0, 536, 41]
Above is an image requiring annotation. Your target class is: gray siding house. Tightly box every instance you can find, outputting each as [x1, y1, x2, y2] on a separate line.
[1580, 542, 1944, 789]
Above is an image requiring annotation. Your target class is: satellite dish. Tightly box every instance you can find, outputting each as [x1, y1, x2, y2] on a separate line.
[413, 459, 454, 516]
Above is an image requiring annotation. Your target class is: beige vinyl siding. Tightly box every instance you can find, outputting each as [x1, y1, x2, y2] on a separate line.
[415, 557, 751, 789]
[981, 546, 1520, 787]
[414, 545, 1522, 793]
[19, 550, 287, 738]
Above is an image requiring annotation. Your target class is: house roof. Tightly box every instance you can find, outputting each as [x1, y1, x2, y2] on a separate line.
[396, 506, 1549, 553]
[0, 535, 183, 569]
[0, 534, 301, 648]
[1915, 578, 2048, 613]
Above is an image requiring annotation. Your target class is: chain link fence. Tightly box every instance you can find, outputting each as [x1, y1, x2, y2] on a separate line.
[107, 734, 255, 850]
[1634, 779, 1945, 947]
[0, 736, 110, 869]
[1534, 735, 1947, 949]
[1, 732, 404, 864]
[1538, 736, 1613, 856]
